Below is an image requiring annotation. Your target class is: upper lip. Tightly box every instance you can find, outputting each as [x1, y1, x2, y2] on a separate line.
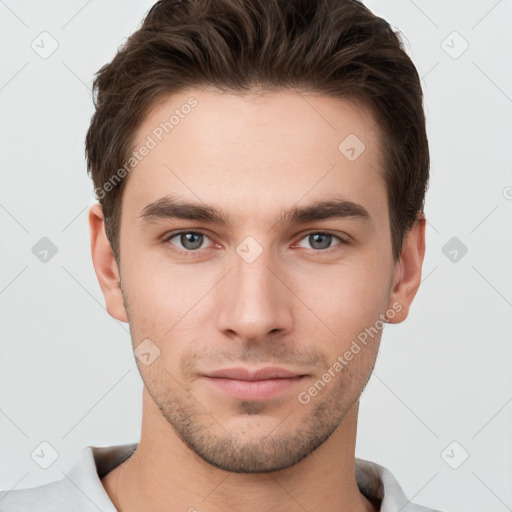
[204, 367, 304, 381]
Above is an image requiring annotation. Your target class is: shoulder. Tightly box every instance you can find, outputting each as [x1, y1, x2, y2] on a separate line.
[0, 477, 89, 512]
[355, 457, 445, 512]
[0, 444, 132, 512]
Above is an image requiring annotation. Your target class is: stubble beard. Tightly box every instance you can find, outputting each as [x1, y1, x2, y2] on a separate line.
[143, 367, 362, 473]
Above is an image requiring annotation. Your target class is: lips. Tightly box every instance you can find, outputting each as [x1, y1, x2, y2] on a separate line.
[205, 366, 303, 381]
[202, 367, 306, 401]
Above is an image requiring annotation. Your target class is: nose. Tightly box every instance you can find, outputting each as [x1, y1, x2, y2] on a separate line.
[215, 245, 294, 343]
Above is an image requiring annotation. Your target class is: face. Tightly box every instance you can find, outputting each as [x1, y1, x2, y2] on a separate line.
[96, 87, 413, 473]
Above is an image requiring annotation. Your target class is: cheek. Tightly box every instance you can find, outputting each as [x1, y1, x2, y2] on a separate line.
[293, 260, 391, 339]
[122, 249, 202, 312]
[122, 265, 215, 367]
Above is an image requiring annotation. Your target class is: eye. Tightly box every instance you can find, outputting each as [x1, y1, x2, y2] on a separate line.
[164, 230, 347, 255]
[166, 231, 213, 252]
[295, 232, 346, 251]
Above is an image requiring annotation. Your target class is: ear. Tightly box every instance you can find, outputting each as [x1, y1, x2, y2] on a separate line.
[89, 203, 128, 323]
[386, 215, 426, 324]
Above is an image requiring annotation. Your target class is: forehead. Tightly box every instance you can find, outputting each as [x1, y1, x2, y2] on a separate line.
[123, 87, 387, 228]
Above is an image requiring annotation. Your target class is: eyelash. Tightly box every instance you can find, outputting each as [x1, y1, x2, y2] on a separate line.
[163, 230, 348, 256]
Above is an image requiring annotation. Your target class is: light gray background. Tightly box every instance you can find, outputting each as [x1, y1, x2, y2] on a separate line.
[1, 1, 511, 511]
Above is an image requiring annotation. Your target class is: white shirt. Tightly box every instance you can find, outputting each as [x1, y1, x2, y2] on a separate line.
[0, 443, 442, 511]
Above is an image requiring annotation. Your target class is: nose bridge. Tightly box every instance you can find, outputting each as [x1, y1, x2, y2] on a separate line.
[216, 240, 293, 341]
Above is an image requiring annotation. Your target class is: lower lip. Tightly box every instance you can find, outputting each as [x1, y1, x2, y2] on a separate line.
[203, 376, 304, 401]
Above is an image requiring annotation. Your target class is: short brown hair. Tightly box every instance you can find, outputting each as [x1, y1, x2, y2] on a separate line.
[85, 0, 429, 264]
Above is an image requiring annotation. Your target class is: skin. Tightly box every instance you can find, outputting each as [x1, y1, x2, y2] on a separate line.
[89, 87, 425, 512]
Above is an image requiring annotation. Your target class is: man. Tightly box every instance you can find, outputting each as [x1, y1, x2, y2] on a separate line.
[0, 0, 442, 510]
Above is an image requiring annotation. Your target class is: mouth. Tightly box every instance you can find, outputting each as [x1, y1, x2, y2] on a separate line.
[201, 367, 308, 401]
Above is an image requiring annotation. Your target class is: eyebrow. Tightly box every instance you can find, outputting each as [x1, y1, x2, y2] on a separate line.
[138, 194, 371, 227]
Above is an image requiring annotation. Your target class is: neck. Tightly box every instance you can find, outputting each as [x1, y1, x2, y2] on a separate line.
[101, 387, 376, 512]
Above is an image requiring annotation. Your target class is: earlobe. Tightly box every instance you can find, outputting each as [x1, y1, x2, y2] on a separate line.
[386, 215, 426, 324]
[88, 203, 128, 323]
